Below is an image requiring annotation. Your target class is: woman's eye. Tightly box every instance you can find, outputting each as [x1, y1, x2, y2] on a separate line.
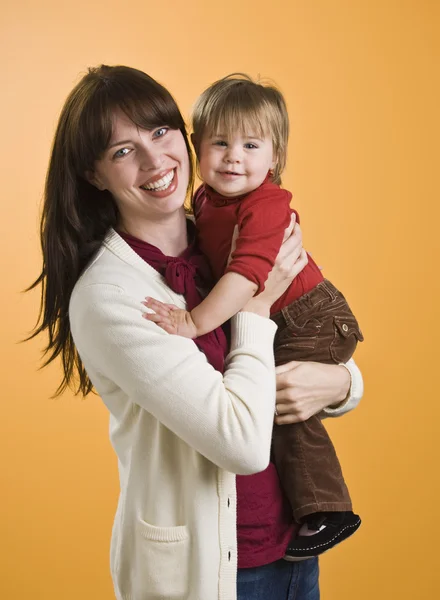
[153, 127, 169, 138]
[113, 147, 130, 159]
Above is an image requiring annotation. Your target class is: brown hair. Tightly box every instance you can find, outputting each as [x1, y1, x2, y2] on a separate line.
[27, 65, 194, 396]
[192, 73, 289, 184]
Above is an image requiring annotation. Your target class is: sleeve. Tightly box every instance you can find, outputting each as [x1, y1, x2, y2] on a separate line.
[225, 186, 293, 293]
[70, 283, 278, 475]
[321, 358, 364, 418]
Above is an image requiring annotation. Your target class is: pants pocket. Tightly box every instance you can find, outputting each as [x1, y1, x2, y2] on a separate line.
[133, 519, 190, 599]
[330, 315, 364, 363]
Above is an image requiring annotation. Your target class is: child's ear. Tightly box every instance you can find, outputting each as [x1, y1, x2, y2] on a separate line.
[269, 160, 277, 180]
[85, 170, 106, 191]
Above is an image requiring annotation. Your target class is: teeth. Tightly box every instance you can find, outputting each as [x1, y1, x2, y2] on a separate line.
[141, 170, 174, 191]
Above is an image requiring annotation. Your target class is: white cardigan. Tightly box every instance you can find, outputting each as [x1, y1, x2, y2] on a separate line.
[69, 229, 363, 600]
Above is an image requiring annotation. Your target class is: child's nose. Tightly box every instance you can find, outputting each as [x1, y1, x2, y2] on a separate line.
[225, 146, 241, 163]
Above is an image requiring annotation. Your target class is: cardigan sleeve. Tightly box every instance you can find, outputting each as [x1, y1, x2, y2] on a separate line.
[225, 186, 293, 293]
[70, 282, 277, 475]
[321, 358, 364, 418]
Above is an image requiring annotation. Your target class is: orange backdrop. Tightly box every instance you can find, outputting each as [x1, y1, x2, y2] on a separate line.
[1, 1, 439, 598]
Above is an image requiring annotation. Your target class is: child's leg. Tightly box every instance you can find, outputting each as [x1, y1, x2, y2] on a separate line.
[272, 415, 352, 522]
[271, 280, 363, 558]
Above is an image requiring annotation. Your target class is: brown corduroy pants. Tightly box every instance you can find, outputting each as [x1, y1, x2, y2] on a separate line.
[271, 279, 364, 522]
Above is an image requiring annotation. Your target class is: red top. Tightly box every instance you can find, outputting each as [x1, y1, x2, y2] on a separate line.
[193, 177, 324, 315]
[236, 464, 297, 568]
[119, 225, 297, 569]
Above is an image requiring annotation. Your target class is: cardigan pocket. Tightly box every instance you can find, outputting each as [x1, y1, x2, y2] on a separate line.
[133, 518, 190, 599]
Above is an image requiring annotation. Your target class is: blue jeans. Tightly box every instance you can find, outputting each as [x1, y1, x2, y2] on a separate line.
[237, 558, 319, 600]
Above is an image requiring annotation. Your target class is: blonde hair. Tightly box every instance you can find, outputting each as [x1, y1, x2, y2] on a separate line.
[192, 73, 289, 185]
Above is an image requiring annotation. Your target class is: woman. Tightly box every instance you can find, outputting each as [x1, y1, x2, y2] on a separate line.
[30, 65, 363, 600]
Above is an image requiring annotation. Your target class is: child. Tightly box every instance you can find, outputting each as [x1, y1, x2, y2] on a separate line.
[149, 73, 364, 559]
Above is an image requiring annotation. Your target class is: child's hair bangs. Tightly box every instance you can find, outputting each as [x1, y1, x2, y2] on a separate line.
[206, 101, 271, 141]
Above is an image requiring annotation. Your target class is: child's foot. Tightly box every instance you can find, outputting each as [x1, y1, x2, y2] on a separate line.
[284, 511, 361, 561]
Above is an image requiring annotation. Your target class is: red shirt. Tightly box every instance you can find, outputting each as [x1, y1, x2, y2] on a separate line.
[193, 178, 324, 315]
[236, 464, 297, 568]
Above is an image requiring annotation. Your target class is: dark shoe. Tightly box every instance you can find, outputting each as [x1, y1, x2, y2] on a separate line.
[284, 511, 361, 561]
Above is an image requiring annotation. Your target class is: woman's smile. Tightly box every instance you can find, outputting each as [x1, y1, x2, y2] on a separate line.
[139, 168, 178, 198]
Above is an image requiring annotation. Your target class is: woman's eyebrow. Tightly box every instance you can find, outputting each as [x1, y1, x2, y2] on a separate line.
[108, 139, 133, 149]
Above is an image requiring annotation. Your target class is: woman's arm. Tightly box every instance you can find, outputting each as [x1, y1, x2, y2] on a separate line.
[71, 286, 277, 475]
[274, 358, 364, 425]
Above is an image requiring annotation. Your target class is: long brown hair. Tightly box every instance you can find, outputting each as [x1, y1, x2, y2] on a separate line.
[28, 65, 194, 397]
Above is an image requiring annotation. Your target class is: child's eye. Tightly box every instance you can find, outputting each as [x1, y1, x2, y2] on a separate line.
[153, 127, 169, 138]
[213, 140, 227, 147]
[244, 143, 258, 149]
[113, 147, 131, 159]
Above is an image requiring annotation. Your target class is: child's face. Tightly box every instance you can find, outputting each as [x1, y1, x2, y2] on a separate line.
[198, 130, 276, 197]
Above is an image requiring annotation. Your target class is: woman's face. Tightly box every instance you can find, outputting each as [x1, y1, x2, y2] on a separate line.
[89, 110, 190, 223]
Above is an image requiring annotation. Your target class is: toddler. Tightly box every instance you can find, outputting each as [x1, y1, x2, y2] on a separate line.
[151, 74, 364, 559]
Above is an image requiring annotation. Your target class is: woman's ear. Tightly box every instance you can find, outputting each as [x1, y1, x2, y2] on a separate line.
[85, 170, 106, 191]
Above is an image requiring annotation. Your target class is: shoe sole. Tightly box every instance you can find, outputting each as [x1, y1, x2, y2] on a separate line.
[283, 517, 361, 561]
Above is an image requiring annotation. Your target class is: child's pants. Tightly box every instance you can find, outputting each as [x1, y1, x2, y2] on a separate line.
[271, 279, 363, 522]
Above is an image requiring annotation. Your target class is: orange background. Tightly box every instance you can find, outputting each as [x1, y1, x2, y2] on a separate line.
[1, 1, 439, 598]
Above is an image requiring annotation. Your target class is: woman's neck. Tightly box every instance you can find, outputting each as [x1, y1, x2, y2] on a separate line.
[118, 209, 189, 257]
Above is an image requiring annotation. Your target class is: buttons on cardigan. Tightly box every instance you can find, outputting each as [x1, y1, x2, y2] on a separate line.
[342, 323, 349, 332]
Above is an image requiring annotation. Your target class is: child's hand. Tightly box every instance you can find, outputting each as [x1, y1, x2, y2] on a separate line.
[142, 297, 198, 339]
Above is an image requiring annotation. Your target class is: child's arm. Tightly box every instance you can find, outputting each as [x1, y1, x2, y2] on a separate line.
[145, 214, 302, 338]
[192, 272, 258, 336]
[145, 273, 257, 338]
[148, 187, 295, 338]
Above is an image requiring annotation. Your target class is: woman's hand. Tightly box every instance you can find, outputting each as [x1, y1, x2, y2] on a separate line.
[243, 216, 308, 316]
[274, 361, 351, 424]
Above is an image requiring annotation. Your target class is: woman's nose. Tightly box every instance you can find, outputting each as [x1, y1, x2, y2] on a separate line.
[139, 145, 163, 171]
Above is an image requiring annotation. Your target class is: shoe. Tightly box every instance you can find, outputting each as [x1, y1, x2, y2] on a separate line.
[284, 511, 361, 561]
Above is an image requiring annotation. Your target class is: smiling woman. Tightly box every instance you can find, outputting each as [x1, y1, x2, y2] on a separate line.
[87, 112, 190, 243]
[27, 64, 362, 600]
